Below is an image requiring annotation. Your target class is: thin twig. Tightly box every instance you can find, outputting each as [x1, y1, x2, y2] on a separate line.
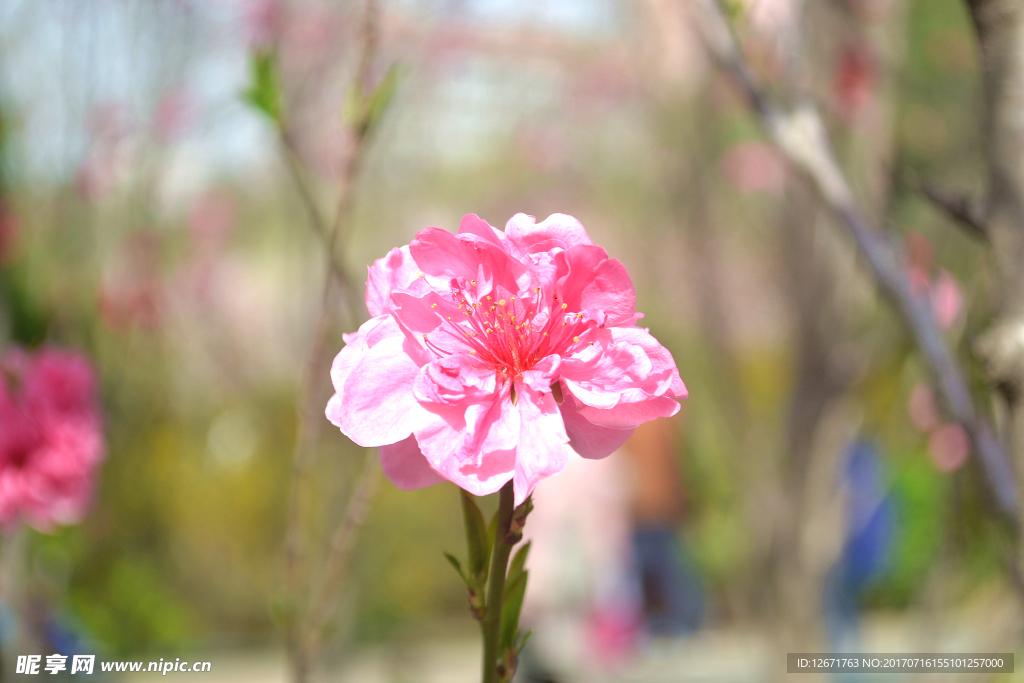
[689, 0, 1018, 519]
[301, 450, 380, 657]
[279, 1, 383, 681]
[908, 174, 988, 240]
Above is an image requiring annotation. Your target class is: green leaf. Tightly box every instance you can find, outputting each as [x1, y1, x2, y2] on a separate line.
[243, 50, 282, 123]
[507, 541, 531, 588]
[500, 570, 528, 650]
[363, 64, 401, 132]
[341, 82, 363, 130]
[461, 490, 489, 580]
[443, 552, 468, 584]
[268, 597, 296, 629]
[516, 630, 533, 655]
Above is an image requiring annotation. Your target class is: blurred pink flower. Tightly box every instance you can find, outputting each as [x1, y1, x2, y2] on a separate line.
[904, 233, 963, 329]
[928, 422, 969, 472]
[833, 43, 876, 119]
[98, 233, 164, 331]
[720, 142, 787, 193]
[153, 88, 194, 143]
[242, 0, 282, 49]
[0, 348, 105, 531]
[931, 269, 963, 329]
[908, 382, 939, 433]
[326, 214, 688, 504]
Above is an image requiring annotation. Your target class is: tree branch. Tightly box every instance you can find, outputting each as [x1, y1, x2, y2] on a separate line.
[912, 177, 989, 241]
[280, 1, 384, 681]
[689, 0, 1018, 519]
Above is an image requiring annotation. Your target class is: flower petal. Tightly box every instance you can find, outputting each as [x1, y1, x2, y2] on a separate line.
[513, 380, 572, 505]
[557, 387, 634, 459]
[334, 327, 430, 447]
[415, 394, 519, 496]
[560, 326, 686, 409]
[365, 245, 427, 317]
[409, 226, 529, 297]
[379, 436, 446, 490]
[504, 213, 593, 257]
[555, 245, 636, 327]
[326, 315, 396, 427]
[458, 213, 507, 248]
[413, 355, 497, 407]
[574, 394, 681, 430]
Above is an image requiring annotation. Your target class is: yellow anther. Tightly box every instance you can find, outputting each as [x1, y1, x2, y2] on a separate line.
[511, 297, 516, 302]
[471, 280, 477, 286]
[487, 295, 492, 301]
[499, 299, 506, 306]
[422, 334, 428, 340]
[431, 303, 437, 309]
[470, 350, 476, 354]
[573, 336, 579, 342]
[562, 303, 568, 310]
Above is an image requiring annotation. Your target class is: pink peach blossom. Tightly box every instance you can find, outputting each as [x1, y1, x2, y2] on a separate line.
[931, 269, 963, 329]
[928, 422, 969, 472]
[326, 214, 687, 504]
[0, 348, 105, 531]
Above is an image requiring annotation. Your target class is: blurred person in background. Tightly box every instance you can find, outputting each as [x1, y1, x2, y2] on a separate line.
[517, 414, 703, 682]
[823, 441, 895, 653]
[626, 414, 705, 640]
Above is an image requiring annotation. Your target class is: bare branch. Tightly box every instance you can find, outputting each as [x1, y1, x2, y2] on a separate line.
[280, 1, 385, 681]
[301, 451, 380, 657]
[909, 175, 988, 240]
[689, 0, 1018, 519]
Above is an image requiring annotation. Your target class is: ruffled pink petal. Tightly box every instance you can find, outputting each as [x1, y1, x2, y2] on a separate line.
[413, 355, 497, 406]
[574, 394, 681, 430]
[416, 380, 519, 465]
[409, 226, 529, 298]
[557, 388, 634, 459]
[415, 395, 519, 496]
[560, 327, 686, 408]
[520, 355, 560, 393]
[325, 315, 396, 427]
[379, 435, 446, 490]
[512, 380, 572, 505]
[504, 213, 593, 258]
[334, 329, 431, 448]
[554, 245, 636, 328]
[457, 214, 507, 248]
[365, 245, 427, 317]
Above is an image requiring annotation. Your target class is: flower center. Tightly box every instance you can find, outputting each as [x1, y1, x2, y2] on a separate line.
[421, 280, 593, 379]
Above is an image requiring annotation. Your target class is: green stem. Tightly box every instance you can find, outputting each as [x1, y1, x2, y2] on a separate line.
[481, 481, 515, 683]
